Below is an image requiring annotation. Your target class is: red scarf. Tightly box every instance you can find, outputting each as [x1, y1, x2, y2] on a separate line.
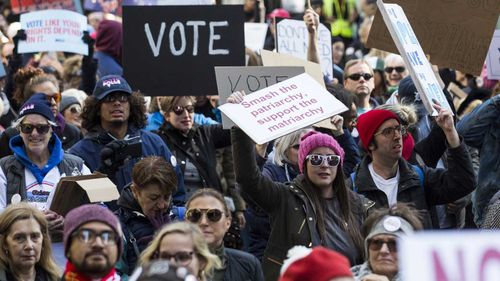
[63, 261, 121, 281]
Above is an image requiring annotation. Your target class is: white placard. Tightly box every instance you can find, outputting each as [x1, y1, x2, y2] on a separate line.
[219, 73, 348, 144]
[245, 22, 268, 52]
[276, 19, 333, 81]
[486, 30, 500, 80]
[376, 0, 451, 116]
[19, 9, 88, 55]
[400, 231, 500, 281]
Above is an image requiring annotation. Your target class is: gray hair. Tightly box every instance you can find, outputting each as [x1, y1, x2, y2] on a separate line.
[12, 115, 57, 129]
[273, 128, 313, 166]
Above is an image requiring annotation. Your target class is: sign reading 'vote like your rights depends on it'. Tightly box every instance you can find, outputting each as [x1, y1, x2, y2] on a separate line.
[123, 5, 245, 96]
[18, 10, 88, 55]
[219, 73, 348, 144]
[376, 0, 452, 116]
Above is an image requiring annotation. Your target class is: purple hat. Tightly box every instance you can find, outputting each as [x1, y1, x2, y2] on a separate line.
[63, 204, 122, 256]
[298, 131, 345, 173]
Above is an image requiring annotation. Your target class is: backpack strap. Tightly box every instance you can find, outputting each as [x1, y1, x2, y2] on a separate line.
[350, 171, 357, 192]
[410, 164, 425, 189]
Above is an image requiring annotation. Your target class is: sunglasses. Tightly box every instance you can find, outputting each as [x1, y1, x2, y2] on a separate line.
[374, 125, 407, 138]
[19, 124, 51, 135]
[172, 105, 195, 115]
[72, 229, 117, 245]
[368, 238, 397, 252]
[158, 251, 194, 266]
[46, 92, 61, 103]
[384, 66, 406, 73]
[347, 73, 373, 81]
[68, 105, 81, 114]
[102, 93, 129, 103]
[306, 154, 341, 167]
[186, 208, 224, 223]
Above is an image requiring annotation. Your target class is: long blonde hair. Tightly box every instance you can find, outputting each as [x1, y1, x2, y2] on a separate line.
[139, 222, 221, 280]
[0, 203, 60, 281]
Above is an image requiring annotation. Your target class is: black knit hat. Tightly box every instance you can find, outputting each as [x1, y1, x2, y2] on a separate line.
[18, 93, 55, 122]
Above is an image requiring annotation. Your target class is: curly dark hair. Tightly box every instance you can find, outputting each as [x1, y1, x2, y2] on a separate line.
[81, 91, 147, 131]
[361, 203, 424, 239]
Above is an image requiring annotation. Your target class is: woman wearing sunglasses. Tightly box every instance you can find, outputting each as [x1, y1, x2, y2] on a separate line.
[0, 93, 90, 239]
[351, 203, 423, 281]
[227, 91, 372, 281]
[0, 67, 82, 158]
[156, 96, 245, 228]
[139, 221, 221, 281]
[185, 189, 264, 281]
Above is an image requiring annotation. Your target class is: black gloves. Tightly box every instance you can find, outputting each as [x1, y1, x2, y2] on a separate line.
[97, 140, 129, 176]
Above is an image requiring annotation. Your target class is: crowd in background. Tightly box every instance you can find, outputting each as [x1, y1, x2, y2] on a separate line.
[0, 0, 498, 281]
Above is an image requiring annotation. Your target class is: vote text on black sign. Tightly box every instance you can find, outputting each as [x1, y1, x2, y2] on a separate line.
[123, 5, 244, 96]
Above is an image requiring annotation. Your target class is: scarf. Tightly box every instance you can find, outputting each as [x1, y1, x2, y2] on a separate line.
[63, 261, 120, 281]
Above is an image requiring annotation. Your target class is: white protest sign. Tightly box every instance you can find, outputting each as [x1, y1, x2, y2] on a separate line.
[19, 10, 88, 55]
[400, 231, 500, 281]
[245, 22, 268, 52]
[276, 19, 333, 81]
[486, 30, 500, 80]
[376, 0, 451, 116]
[219, 73, 348, 144]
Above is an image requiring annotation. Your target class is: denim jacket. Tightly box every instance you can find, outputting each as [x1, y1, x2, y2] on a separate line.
[457, 95, 500, 226]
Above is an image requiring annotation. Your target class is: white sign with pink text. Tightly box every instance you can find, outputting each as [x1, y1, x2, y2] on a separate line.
[19, 9, 88, 55]
[219, 73, 348, 144]
[400, 231, 500, 281]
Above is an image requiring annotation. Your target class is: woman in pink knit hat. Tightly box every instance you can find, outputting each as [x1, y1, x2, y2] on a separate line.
[227, 91, 373, 281]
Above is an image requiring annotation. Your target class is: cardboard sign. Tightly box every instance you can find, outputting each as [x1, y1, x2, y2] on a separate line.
[50, 173, 119, 217]
[400, 231, 500, 281]
[376, 0, 452, 116]
[123, 5, 244, 96]
[261, 49, 325, 87]
[244, 22, 268, 52]
[18, 10, 88, 55]
[11, 0, 82, 14]
[486, 30, 500, 80]
[215, 66, 305, 128]
[219, 73, 348, 144]
[367, 0, 500, 76]
[276, 19, 333, 80]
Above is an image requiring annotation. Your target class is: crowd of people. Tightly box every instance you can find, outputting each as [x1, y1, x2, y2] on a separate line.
[0, 0, 498, 280]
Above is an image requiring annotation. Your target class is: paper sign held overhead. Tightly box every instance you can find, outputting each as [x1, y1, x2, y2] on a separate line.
[123, 5, 245, 96]
[18, 10, 88, 55]
[219, 73, 348, 144]
[215, 66, 305, 129]
[486, 30, 500, 80]
[245, 22, 268, 52]
[376, 0, 452, 116]
[276, 19, 333, 80]
[400, 231, 500, 281]
[367, 0, 500, 76]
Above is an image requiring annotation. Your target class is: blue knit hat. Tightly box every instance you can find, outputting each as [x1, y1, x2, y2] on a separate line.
[18, 93, 55, 122]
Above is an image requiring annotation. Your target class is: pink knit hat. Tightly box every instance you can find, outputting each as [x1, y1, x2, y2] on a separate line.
[298, 131, 345, 174]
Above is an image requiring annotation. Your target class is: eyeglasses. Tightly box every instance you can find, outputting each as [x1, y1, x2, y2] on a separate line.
[290, 144, 300, 150]
[159, 251, 194, 266]
[384, 66, 406, 73]
[347, 73, 373, 81]
[306, 154, 341, 167]
[46, 92, 61, 103]
[186, 208, 224, 223]
[374, 125, 407, 138]
[172, 105, 195, 115]
[67, 105, 81, 114]
[368, 238, 397, 252]
[72, 229, 117, 245]
[19, 124, 51, 135]
[102, 93, 129, 103]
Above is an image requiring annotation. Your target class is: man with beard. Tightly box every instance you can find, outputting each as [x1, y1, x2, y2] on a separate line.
[350, 107, 475, 228]
[62, 204, 122, 280]
[343, 59, 379, 116]
[69, 75, 184, 206]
